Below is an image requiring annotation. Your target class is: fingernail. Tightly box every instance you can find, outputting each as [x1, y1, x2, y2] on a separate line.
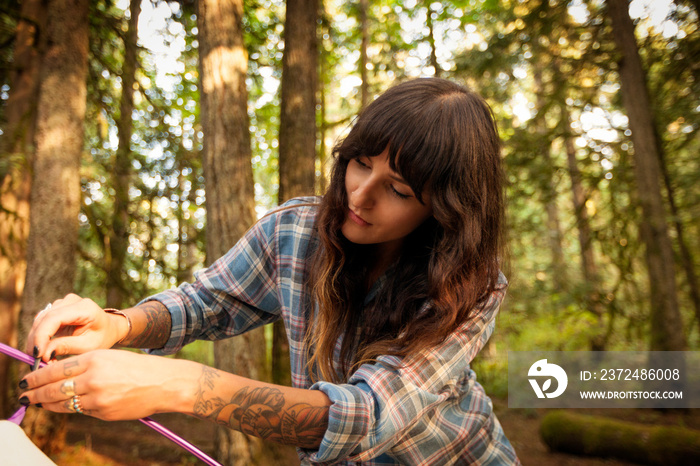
[35, 403, 43, 408]
[33, 346, 39, 358]
[19, 396, 30, 407]
[50, 351, 56, 361]
[18, 379, 28, 389]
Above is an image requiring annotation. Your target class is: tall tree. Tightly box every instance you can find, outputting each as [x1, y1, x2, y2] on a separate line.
[277, 0, 318, 203]
[274, 0, 318, 391]
[533, 71, 568, 293]
[0, 0, 44, 417]
[358, 0, 370, 109]
[562, 107, 606, 348]
[106, 0, 141, 308]
[18, 0, 90, 453]
[607, 0, 685, 350]
[423, 0, 441, 77]
[197, 0, 264, 464]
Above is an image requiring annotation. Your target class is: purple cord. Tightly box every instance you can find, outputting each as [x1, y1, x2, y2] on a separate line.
[7, 406, 26, 425]
[0, 342, 221, 466]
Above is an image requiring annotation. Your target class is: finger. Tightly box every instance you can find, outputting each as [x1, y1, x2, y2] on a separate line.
[41, 395, 93, 416]
[27, 377, 86, 405]
[49, 294, 83, 312]
[21, 355, 87, 391]
[44, 333, 104, 360]
[25, 294, 84, 354]
[32, 294, 81, 322]
[31, 308, 98, 360]
[40, 399, 77, 414]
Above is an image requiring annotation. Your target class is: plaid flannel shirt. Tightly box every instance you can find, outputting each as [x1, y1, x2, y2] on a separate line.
[147, 197, 520, 465]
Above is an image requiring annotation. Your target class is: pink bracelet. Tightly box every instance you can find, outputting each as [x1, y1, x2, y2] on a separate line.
[104, 308, 132, 345]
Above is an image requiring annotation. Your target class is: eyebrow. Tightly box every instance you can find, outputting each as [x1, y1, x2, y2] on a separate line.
[389, 173, 409, 185]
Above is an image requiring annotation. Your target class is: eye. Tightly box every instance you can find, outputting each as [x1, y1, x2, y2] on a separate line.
[354, 157, 370, 169]
[390, 185, 411, 199]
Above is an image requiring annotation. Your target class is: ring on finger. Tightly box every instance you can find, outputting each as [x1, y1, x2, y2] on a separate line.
[36, 302, 52, 319]
[60, 379, 77, 398]
[71, 395, 84, 414]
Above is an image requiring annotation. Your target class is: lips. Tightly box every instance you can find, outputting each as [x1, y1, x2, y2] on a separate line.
[348, 209, 371, 226]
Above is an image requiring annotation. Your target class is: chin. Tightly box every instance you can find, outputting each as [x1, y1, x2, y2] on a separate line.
[341, 224, 371, 245]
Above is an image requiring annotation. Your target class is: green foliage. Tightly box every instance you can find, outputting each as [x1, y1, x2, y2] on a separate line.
[77, 0, 206, 304]
[471, 354, 509, 399]
[245, 0, 284, 210]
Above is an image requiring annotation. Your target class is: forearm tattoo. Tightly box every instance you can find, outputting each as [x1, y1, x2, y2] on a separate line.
[124, 301, 171, 349]
[193, 367, 329, 448]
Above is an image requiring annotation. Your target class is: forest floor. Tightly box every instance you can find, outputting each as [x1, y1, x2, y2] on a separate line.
[50, 398, 700, 465]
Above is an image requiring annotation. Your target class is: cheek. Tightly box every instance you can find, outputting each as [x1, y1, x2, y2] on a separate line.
[344, 166, 356, 193]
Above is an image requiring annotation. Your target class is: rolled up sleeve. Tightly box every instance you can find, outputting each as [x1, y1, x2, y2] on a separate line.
[145, 210, 284, 355]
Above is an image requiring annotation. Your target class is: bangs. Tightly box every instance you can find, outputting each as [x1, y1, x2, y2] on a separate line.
[335, 79, 488, 205]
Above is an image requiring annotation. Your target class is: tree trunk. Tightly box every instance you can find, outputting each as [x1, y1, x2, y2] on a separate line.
[541, 410, 700, 465]
[197, 1, 265, 464]
[18, 0, 89, 453]
[656, 132, 700, 339]
[0, 0, 44, 419]
[106, 0, 141, 309]
[533, 72, 567, 292]
[273, 2, 318, 461]
[541, 148, 567, 292]
[424, 0, 440, 77]
[359, 0, 370, 109]
[275, 0, 318, 383]
[277, 0, 318, 204]
[562, 108, 606, 350]
[607, 0, 685, 351]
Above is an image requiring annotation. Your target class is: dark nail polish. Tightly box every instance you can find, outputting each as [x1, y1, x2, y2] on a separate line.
[35, 403, 43, 408]
[18, 379, 28, 389]
[33, 346, 39, 358]
[50, 350, 56, 360]
[19, 396, 30, 407]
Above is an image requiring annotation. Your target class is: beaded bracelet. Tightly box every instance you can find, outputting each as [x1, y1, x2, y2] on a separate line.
[104, 308, 132, 345]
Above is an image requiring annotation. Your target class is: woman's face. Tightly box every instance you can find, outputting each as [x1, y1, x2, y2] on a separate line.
[342, 149, 433, 252]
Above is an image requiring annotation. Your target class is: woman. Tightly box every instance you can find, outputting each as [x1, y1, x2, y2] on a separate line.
[20, 78, 520, 464]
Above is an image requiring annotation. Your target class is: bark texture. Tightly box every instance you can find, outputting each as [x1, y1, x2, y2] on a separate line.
[607, 0, 685, 351]
[197, 1, 265, 464]
[107, 0, 141, 308]
[277, 0, 318, 203]
[19, 0, 90, 453]
[273, 3, 319, 461]
[541, 410, 700, 465]
[0, 0, 44, 418]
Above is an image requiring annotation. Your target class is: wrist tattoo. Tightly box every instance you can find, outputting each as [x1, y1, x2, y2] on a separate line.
[193, 367, 328, 448]
[127, 301, 171, 349]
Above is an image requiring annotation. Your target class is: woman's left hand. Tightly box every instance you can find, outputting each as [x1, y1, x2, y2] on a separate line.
[18, 349, 198, 421]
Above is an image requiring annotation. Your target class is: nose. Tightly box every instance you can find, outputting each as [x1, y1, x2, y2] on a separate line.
[350, 179, 375, 209]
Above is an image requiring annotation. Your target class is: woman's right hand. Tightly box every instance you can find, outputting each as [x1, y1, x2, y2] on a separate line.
[25, 294, 128, 361]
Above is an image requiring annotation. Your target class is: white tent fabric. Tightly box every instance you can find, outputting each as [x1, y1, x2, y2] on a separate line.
[0, 420, 56, 465]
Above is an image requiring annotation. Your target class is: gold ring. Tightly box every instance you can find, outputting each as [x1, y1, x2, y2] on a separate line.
[71, 395, 84, 414]
[60, 379, 76, 398]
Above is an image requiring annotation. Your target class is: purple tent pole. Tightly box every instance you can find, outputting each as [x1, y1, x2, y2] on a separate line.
[0, 342, 221, 465]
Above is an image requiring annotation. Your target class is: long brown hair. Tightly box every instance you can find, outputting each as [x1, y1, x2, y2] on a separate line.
[306, 78, 504, 383]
